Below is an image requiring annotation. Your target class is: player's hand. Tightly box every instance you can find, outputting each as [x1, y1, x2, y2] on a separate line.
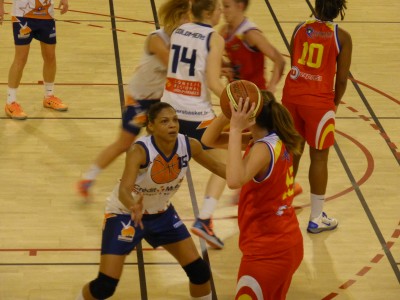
[130, 193, 144, 229]
[77, 179, 94, 202]
[229, 97, 256, 132]
[58, 0, 69, 15]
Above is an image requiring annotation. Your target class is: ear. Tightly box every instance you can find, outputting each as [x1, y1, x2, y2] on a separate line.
[147, 122, 155, 133]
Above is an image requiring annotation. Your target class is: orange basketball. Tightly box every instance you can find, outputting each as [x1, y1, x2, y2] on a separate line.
[220, 80, 263, 119]
[151, 154, 180, 184]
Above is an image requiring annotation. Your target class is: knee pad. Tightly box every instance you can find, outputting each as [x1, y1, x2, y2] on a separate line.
[183, 258, 210, 285]
[89, 272, 119, 299]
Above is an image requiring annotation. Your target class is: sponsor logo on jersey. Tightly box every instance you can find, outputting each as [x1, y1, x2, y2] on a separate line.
[289, 66, 322, 82]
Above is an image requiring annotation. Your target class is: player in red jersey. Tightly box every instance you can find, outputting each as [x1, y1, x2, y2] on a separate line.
[282, 0, 352, 233]
[202, 94, 304, 300]
[220, 0, 285, 94]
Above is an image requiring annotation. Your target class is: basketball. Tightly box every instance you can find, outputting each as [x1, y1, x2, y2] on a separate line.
[151, 154, 180, 184]
[220, 80, 262, 119]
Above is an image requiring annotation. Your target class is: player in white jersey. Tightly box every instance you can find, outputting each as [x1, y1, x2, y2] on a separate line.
[77, 0, 191, 199]
[161, 0, 228, 249]
[76, 102, 226, 300]
[3, 0, 69, 120]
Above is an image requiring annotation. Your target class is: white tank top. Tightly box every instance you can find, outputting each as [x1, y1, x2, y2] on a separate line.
[105, 134, 191, 214]
[161, 23, 216, 121]
[126, 29, 170, 100]
[12, 0, 55, 19]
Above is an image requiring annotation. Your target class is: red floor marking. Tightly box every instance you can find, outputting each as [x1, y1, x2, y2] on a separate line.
[371, 254, 384, 263]
[321, 293, 338, 300]
[339, 279, 356, 289]
[391, 229, 400, 238]
[370, 124, 379, 130]
[356, 266, 371, 276]
[386, 241, 394, 249]
[88, 24, 104, 28]
[359, 115, 370, 121]
[347, 106, 358, 112]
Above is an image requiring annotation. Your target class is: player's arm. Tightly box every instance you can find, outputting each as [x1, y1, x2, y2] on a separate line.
[119, 144, 147, 227]
[58, 0, 69, 15]
[245, 29, 285, 94]
[148, 34, 170, 67]
[206, 32, 226, 97]
[202, 113, 252, 150]
[334, 28, 352, 108]
[190, 138, 226, 179]
[226, 99, 269, 188]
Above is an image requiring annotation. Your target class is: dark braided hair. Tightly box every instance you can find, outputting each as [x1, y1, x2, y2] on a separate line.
[315, 0, 347, 21]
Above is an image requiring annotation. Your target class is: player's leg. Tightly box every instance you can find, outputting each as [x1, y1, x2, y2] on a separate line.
[39, 19, 68, 111]
[6, 17, 33, 119]
[302, 107, 338, 233]
[164, 238, 212, 299]
[76, 213, 143, 299]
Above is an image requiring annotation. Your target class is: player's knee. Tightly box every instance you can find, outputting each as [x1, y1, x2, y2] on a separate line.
[89, 272, 119, 299]
[183, 258, 210, 285]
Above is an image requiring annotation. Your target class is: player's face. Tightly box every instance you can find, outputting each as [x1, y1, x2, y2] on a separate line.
[211, 1, 222, 27]
[222, 0, 242, 24]
[151, 108, 179, 142]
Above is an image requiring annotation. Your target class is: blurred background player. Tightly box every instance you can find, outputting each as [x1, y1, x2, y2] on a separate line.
[77, 0, 191, 198]
[75, 102, 226, 300]
[219, 0, 302, 198]
[202, 95, 303, 299]
[161, 0, 227, 249]
[4, 0, 69, 120]
[281, 0, 352, 233]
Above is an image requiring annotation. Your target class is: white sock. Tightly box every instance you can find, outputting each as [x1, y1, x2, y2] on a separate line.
[310, 193, 325, 219]
[7, 87, 17, 104]
[83, 164, 102, 181]
[198, 197, 218, 219]
[192, 292, 212, 300]
[44, 82, 55, 97]
[75, 291, 85, 300]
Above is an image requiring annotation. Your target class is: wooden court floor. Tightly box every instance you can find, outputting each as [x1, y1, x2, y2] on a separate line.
[0, 0, 399, 299]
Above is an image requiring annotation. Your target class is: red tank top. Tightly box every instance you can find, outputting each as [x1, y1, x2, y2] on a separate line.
[282, 19, 340, 107]
[238, 133, 303, 256]
[224, 19, 267, 90]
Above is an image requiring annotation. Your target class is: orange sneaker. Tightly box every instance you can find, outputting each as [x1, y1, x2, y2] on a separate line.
[294, 182, 303, 197]
[5, 102, 27, 120]
[43, 95, 68, 111]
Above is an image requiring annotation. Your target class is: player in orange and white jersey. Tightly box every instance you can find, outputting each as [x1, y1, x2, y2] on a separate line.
[161, 0, 228, 250]
[202, 94, 304, 300]
[77, 0, 191, 199]
[76, 102, 226, 300]
[282, 0, 352, 234]
[3, 0, 69, 120]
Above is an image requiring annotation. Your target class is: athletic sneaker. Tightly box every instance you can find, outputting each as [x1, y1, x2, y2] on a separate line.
[191, 218, 224, 249]
[43, 95, 68, 111]
[294, 182, 303, 197]
[5, 102, 27, 120]
[307, 212, 338, 234]
[77, 179, 94, 199]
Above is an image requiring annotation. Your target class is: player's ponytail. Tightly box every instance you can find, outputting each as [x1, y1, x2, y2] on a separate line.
[255, 92, 303, 155]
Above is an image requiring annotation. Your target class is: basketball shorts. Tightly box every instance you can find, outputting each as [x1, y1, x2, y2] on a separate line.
[122, 97, 160, 135]
[283, 102, 336, 150]
[101, 205, 190, 255]
[12, 17, 56, 45]
[178, 119, 214, 150]
[235, 242, 303, 300]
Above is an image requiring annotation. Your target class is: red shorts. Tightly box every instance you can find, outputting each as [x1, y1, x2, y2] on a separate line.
[235, 242, 303, 300]
[283, 102, 336, 149]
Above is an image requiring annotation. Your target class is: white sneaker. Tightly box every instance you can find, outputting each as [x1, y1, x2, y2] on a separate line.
[307, 212, 338, 234]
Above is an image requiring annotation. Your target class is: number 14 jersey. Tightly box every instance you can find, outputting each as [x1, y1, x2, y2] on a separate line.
[162, 23, 216, 121]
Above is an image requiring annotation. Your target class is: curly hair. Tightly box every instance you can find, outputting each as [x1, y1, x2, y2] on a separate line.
[315, 0, 347, 21]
